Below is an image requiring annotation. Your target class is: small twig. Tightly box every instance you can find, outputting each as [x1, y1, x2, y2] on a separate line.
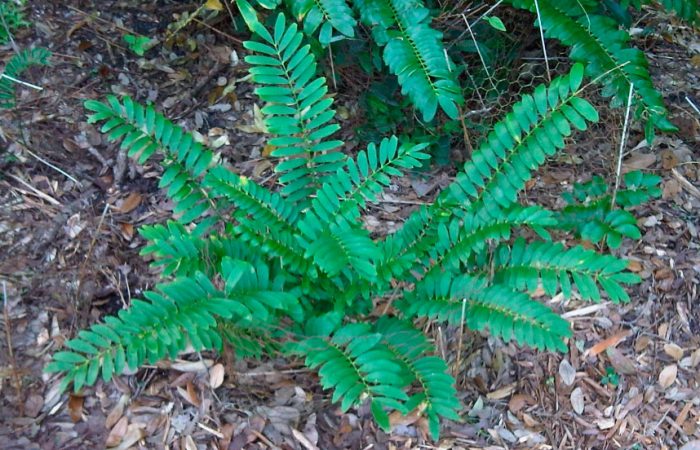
[0, 9, 19, 53]
[66, 5, 145, 37]
[462, 14, 497, 91]
[446, 1, 503, 50]
[685, 95, 700, 117]
[3, 281, 24, 416]
[191, 18, 243, 44]
[533, 0, 552, 82]
[7, 173, 61, 206]
[328, 43, 337, 91]
[20, 145, 82, 187]
[0, 74, 44, 91]
[454, 297, 468, 377]
[75, 202, 110, 327]
[457, 104, 474, 157]
[672, 168, 700, 199]
[611, 84, 634, 207]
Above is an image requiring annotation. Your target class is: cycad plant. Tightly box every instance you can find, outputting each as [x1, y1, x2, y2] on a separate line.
[47, 4, 654, 438]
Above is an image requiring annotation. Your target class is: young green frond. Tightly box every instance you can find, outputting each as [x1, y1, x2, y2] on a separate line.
[353, 0, 462, 121]
[402, 274, 572, 353]
[286, 0, 357, 44]
[486, 238, 640, 302]
[240, 8, 346, 206]
[0, 47, 51, 109]
[379, 64, 597, 282]
[84, 96, 216, 223]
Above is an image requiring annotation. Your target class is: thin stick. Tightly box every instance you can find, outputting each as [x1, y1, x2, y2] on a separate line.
[20, 146, 82, 186]
[462, 14, 497, 91]
[0, 74, 44, 91]
[328, 43, 337, 91]
[457, 104, 474, 156]
[454, 297, 468, 377]
[0, 9, 19, 53]
[685, 95, 700, 117]
[75, 203, 110, 326]
[7, 173, 61, 206]
[611, 84, 634, 208]
[447, 0, 503, 50]
[3, 281, 24, 415]
[533, 0, 552, 82]
[191, 18, 243, 44]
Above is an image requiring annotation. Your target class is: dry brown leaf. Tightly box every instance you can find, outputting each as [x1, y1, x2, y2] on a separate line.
[106, 416, 129, 448]
[119, 222, 134, 241]
[664, 343, 684, 361]
[113, 424, 144, 450]
[627, 260, 643, 272]
[209, 363, 225, 389]
[661, 149, 679, 170]
[170, 359, 213, 372]
[507, 394, 532, 413]
[487, 382, 517, 400]
[68, 394, 84, 422]
[658, 364, 677, 389]
[622, 153, 656, 172]
[105, 394, 129, 429]
[570, 387, 584, 415]
[187, 381, 201, 407]
[24, 394, 43, 418]
[292, 428, 319, 450]
[606, 347, 637, 375]
[585, 330, 630, 357]
[559, 359, 576, 386]
[252, 160, 273, 178]
[389, 405, 424, 427]
[662, 179, 682, 199]
[115, 192, 142, 214]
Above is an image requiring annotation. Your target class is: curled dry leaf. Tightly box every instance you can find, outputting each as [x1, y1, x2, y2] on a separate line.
[106, 416, 129, 448]
[570, 387, 584, 415]
[209, 363, 225, 389]
[114, 192, 142, 214]
[113, 424, 144, 450]
[105, 394, 130, 429]
[508, 393, 532, 413]
[658, 364, 678, 389]
[486, 382, 517, 400]
[585, 330, 630, 357]
[68, 394, 84, 422]
[622, 152, 656, 172]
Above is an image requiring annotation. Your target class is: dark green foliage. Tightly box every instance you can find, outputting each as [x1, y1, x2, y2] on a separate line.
[556, 170, 661, 248]
[352, 0, 462, 121]
[506, 0, 677, 141]
[0, 47, 50, 109]
[0, 0, 28, 45]
[48, 9, 653, 440]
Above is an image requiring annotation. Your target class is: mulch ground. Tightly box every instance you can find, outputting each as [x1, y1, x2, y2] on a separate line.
[1, 1, 699, 449]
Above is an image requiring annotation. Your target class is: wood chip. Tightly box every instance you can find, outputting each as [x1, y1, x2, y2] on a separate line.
[584, 330, 630, 357]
